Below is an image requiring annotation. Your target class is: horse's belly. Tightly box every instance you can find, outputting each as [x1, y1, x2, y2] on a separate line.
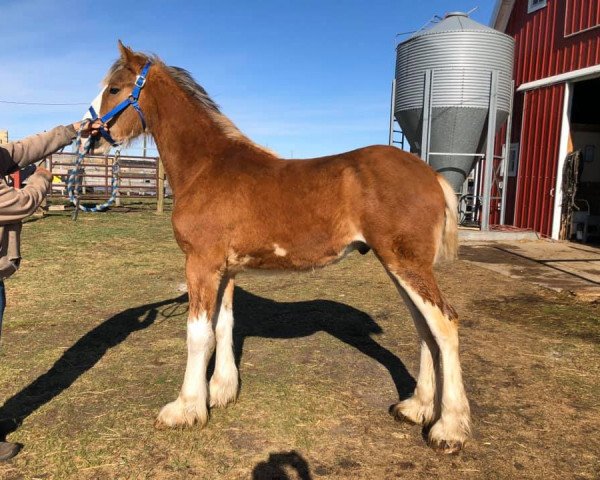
[228, 235, 369, 272]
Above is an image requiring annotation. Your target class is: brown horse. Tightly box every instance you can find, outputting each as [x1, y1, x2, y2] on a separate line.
[96, 42, 470, 453]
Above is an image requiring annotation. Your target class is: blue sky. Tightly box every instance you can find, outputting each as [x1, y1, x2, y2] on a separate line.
[0, 0, 495, 158]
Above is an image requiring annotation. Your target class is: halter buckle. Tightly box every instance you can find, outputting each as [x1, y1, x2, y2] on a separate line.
[134, 74, 147, 88]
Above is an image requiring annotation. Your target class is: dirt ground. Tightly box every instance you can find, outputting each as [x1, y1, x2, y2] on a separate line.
[0, 209, 598, 479]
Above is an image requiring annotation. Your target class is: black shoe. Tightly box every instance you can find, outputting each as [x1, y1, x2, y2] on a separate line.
[0, 441, 21, 461]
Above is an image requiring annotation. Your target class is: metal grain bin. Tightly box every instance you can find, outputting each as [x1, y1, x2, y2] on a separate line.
[394, 12, 514, 191]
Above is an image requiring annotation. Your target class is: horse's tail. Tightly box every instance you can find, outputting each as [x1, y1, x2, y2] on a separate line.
[435, 173, 459, 263]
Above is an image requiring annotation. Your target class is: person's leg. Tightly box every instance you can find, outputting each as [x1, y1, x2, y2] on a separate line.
[0, 279, 5, 340]
[0, 279, 19, 461]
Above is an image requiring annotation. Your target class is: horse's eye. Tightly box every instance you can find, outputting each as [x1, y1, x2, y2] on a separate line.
[109, 87, 120, 95]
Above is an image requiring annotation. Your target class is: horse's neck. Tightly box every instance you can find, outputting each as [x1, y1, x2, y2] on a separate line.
[146, 84, 232, 195]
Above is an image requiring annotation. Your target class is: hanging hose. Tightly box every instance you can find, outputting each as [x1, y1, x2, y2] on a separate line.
[66, 119, 120, 220]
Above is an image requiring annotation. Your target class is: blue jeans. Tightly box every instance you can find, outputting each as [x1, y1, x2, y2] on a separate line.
[0, 280, 5, 339]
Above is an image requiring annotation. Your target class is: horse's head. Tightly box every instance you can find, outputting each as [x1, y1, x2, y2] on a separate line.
[94, 41, 153, 151]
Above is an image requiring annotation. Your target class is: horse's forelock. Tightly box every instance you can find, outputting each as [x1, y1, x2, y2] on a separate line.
[103, 52, 157, 86]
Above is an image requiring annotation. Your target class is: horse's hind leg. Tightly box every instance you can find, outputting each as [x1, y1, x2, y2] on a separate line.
[209, 277, 239, 408]
[388, 282, 438, 426]
[383, 257, 470, 453]
[391, 338, 437, 427]
[155, 254, 223, 429]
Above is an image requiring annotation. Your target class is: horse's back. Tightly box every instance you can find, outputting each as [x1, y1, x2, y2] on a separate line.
[270, 144, 447, 257]
[280, 144, 445, 222]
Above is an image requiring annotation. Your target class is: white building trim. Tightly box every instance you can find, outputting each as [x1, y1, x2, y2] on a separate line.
[517, 64, 600, 92]
[490, 0, 516, 31]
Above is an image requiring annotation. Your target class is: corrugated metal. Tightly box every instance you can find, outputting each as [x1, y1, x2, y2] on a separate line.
[394, 13, 514, 191]
[395, 32, 514, 111]
[507, 0, 600, 86]
[513, 84, 565, 236]
[565, 0, 600, 37]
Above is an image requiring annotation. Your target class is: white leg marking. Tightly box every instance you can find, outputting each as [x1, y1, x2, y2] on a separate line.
[209, 301, 239, 407]
[391, 272, 470, 448]
[273, 243, 288, 257]
[393, 340, 436, 426]
[156, 312, 215, 428]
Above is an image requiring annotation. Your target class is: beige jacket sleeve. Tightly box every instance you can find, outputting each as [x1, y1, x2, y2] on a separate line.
[0, 172, 52, 224]
[0, 125, 76, 175]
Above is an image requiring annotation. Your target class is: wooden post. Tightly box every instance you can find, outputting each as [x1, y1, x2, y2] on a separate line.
[156, 158, 165, 214]
[114, 155, 121, 207]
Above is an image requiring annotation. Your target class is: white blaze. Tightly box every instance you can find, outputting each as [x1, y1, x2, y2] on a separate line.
[83, 87, 107, 120]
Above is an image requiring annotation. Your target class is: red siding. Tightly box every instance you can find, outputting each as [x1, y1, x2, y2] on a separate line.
[565, 0, 600, 36]
[502, 0, 600, 235]
[513, 84, 565, 236]
[507, 0, 600, 86]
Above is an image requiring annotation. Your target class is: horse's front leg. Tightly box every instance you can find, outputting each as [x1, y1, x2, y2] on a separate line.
[209, 277, 239, 407]
[155, 255, 223, 429]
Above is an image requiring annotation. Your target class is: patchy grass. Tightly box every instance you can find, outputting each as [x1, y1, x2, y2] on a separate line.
[0, 209, 598, 479]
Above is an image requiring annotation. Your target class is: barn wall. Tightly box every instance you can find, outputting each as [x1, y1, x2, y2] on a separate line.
[507, 0, 600, 86]
[497, 0, 600, 234]
[564, 0, 600, 37]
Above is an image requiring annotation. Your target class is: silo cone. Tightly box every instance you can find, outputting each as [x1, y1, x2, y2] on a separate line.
[395, 12, 514, 192]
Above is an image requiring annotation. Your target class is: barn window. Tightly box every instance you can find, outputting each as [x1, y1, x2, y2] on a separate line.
[527, 0, 547, 13]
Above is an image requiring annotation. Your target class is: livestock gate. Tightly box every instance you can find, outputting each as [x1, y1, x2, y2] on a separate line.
[43, 151, 169, 213]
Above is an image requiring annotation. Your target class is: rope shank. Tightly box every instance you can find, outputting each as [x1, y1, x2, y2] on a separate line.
[66, 120, 120, 218]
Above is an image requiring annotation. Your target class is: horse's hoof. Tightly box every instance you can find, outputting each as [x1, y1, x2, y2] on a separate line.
[388, 399, 435, 427]
[154, 417, 186, 430]
[209, 376, 239, 408]
[154, 419, 169, 430]
[154, 398, 208, 429]
[427, 438, 464, 455]
[389, 403, 418, 425]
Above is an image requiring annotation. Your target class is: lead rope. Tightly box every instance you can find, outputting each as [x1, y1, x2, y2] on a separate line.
[66, 119, 121, 220]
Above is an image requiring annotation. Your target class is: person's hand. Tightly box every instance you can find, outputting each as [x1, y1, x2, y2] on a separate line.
[72, 119, 105, 137]
[34, 166, 53, 181]
[19, 164, 37, 183]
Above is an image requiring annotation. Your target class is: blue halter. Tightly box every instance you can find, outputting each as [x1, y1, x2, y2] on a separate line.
[88, 61, 152, 146]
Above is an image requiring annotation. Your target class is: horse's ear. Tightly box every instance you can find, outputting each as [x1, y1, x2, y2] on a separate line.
[117, 40, 135, 64]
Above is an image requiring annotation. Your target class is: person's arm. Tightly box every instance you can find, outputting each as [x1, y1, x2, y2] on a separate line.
[0, 125, 77, 175]
[0, 168, 52, 224]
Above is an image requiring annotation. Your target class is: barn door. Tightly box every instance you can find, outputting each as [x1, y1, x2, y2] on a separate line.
[514, 84, 565, 237]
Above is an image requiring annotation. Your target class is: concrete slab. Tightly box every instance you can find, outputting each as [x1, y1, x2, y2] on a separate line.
[459, 228, 539, 241]
[460, 239, 600, 301]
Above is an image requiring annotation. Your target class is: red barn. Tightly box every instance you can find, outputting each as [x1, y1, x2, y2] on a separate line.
[492, 0, 600, 242]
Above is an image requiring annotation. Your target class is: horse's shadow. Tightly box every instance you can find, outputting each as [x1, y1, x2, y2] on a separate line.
[0, 287, 415, 439]
[232, 287, 415, 399]
[0, 294, 189, 439]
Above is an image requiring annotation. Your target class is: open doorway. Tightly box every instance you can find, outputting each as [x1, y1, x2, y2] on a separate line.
[565, 77, 600, 244]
